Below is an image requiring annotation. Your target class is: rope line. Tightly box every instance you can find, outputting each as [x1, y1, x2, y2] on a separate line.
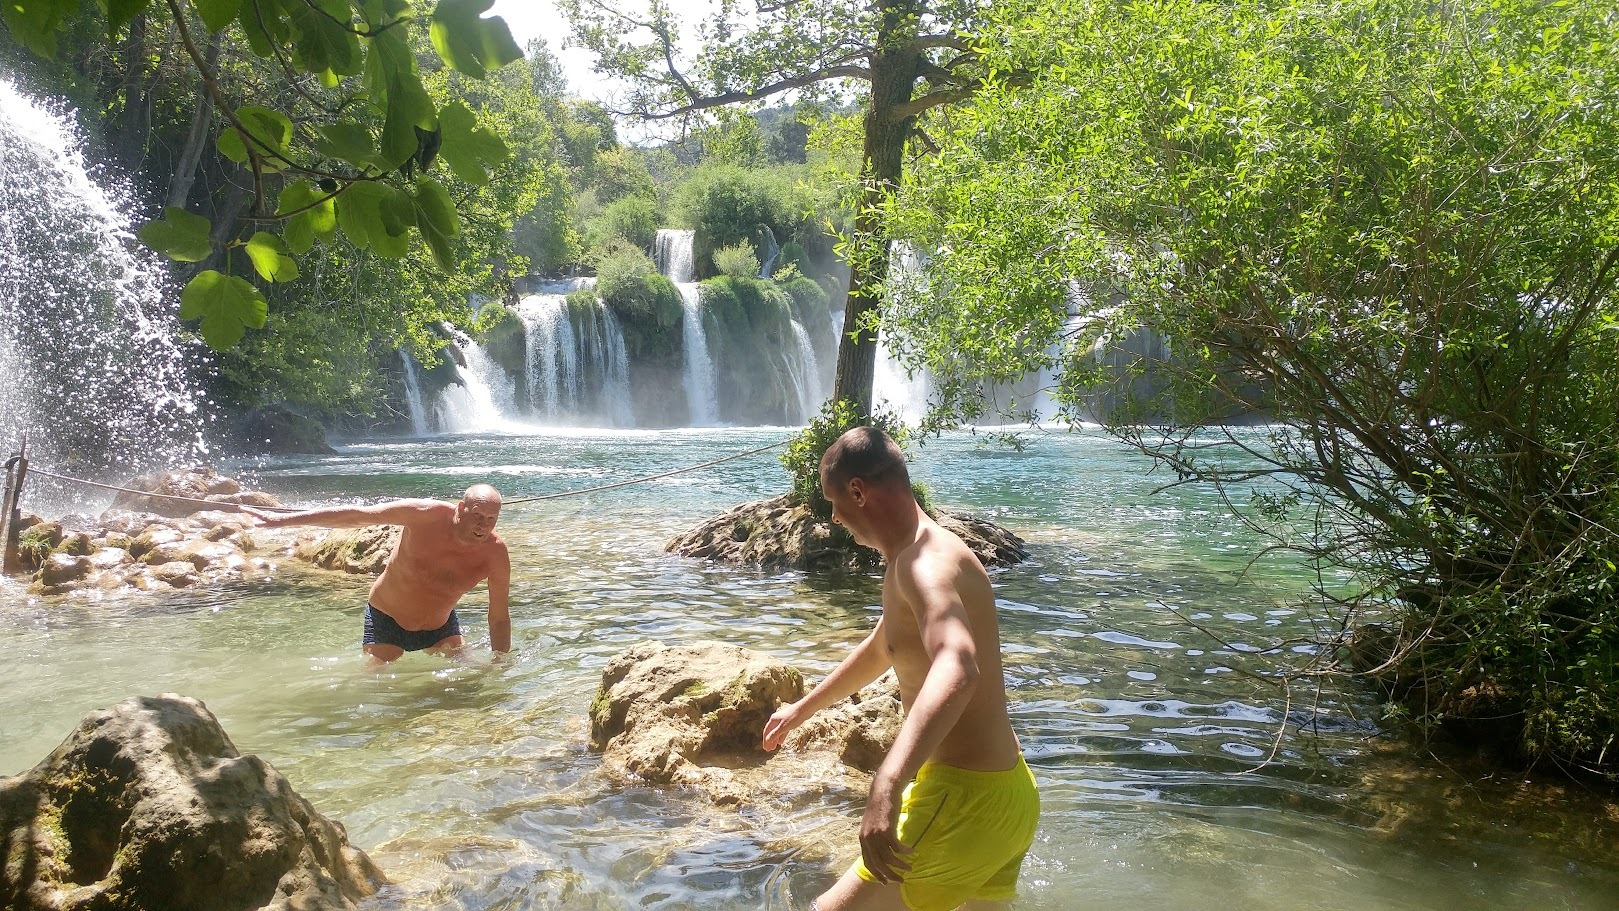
[22, 437, 793, 514]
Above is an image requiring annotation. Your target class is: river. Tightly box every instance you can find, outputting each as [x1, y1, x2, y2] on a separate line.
[2, 426, 1615, 910]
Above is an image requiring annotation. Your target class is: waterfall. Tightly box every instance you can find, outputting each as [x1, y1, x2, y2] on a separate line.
[435, 325, 518, 433]
[0, 78, 205, 504]
[787, 318, 821, 422]
[399, 351, 430, 435]
[516, 279, 633, 426]
[758, 225, 780, 279]
[656, 229, 719, 426]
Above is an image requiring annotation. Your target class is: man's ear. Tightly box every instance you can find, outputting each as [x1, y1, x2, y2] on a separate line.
[847, 477, 867, 505]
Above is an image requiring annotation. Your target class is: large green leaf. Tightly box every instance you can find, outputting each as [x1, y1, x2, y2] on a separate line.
[192, 0, 243, 32]
[236, 0, 288, 57]
[277, 180, 338, 253]
[336, 181, 413, 256]
[217, 105, 295, 171]
[244, 231, 300, 282]
[287, 0, 362, 76]
[315, 122, 376, 167]
[1, 0, 75, 56]
[99, 0, 149, 34]
[411, 176, 460, 269]
[436, 101, 509, 185]
[430, 0, 522, 79]
[179, 270, 268, 350]
[137, 207, 213, 262]
[367, 28, 437, 168]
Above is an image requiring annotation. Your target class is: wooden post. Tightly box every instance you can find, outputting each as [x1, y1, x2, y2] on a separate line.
[1, 437, 28, 576]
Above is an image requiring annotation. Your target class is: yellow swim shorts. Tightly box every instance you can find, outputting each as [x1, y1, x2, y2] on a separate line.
[853, 756, 1040, 911]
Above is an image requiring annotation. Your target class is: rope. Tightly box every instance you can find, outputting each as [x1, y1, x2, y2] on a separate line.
[22, 437, 793, 513]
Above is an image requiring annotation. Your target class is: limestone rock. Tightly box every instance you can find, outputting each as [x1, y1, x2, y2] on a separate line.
[36, 553, 91, 588]
[150, 561, 200, 587]
[588, 642, 905, 807]
[293, 525, 398, 575]
[108, 467, 239, 518]
[17, 522, 62, 571]
[0, 694, 383, 910]
[230, 404, 338, 456]
[664, 494, 1028, 571]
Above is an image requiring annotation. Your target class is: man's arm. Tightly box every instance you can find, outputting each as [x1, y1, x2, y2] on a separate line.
[242, 499, 445, 529]
[859, 551, 982, 882]
[762, 618, 892, 751]
[487, 541, 512, 654]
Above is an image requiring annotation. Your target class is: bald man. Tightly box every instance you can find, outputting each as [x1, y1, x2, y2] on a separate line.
[244, 484, 511, 661]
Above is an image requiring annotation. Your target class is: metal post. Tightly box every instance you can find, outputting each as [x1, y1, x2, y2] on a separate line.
[1, 437, 28, 576]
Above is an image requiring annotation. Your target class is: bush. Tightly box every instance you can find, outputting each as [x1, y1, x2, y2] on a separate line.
[781, 399, 913, 518]
[777, 274, 830, 323]
[712, 242, 761, 278]
[672, 163, 817, 276]
[587, 193, 658, 251]
[596, 239, 683, 359]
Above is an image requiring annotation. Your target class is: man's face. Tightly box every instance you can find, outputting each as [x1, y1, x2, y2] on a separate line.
[456, 499, 500, 543]
[820, 469, 866, 545]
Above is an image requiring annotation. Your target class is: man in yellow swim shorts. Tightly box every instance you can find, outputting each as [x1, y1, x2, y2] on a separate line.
[763, 427, 1040, 911]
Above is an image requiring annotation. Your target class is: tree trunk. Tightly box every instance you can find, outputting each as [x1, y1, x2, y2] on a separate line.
[118, 14, 155, 171]
[167, 36, 220, 210]
[829, 0, 921, 420]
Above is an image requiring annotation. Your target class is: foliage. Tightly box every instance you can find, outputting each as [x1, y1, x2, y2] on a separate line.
[671, 163, 818, 277]
[781, 398, 912, 518]
[777, 273, 830, 323]
[711, 242, 760, 279]
[595, 238, 682, 358]
[587, 192, 658, 252]
[888, 0, 1619, 772]
[4, 0, 522, 351]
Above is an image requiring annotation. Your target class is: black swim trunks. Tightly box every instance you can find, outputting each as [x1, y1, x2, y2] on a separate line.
[362, 603, 462, 652]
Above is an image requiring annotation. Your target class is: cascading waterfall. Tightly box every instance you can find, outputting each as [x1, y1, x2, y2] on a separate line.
[516, 278, 633, 426]
[435, 325, 519, 433]
[757, 225, 780, 279]
[787, 319, 821, 422]
[399, 351, 430, 435]
[655, 229, 719, 425]
[0, 78, 206, 506]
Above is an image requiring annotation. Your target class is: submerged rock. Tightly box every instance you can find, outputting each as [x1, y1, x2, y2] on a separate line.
[589, 641, 903, 806]
[664, 494, 1028, 571]
[0, 694, 384, 910]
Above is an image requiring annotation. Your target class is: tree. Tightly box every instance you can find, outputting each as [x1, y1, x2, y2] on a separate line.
[561, 0, 998, 417]
[885, 0, 1619, 772]
[2, 0, 523, 350]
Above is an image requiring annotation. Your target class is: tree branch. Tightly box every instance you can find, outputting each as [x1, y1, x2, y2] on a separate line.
[634, 65, 873, 119]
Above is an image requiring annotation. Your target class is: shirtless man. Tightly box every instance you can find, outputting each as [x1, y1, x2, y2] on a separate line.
[763, 427, 1038, 911]
[244, 484, 511, 662]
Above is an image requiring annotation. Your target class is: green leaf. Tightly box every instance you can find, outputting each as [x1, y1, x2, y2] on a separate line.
[236, 0, 288, 57]
[277, 180, 337, 253]
[244, 231, 300, 282]
[179, 270, 268, 350]
[217, 105, 295, 171]
[315, 121, 376, 166]
[430, 0, 522, 79]
[411, 176, 460, 269]
[287, 0, 362, 76]
[99, 0, 149, 35]
[137, 207, 213, 262]
[336, 181, 412, 256]
[436, 100, 509, 185]
[1, 0, 75, 56]
[193, 0, 242, 32]
[367, 28, 437, 168]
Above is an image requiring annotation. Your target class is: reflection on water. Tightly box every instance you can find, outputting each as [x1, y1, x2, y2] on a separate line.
[2, 427, 1616, 910]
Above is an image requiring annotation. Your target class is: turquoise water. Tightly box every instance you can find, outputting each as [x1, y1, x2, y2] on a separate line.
[2, 427, 1616, 910]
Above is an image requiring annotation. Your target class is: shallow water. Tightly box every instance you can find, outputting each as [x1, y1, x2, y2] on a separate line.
[2, 427, 1616, 910]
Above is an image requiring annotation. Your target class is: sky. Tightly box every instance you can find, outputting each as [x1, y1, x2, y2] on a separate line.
[488, 0, 719, 103]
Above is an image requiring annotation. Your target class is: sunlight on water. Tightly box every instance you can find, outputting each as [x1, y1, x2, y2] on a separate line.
[2, 428, 1616, 910]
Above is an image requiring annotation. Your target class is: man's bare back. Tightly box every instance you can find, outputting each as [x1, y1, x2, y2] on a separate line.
[245, 484, 511, 662]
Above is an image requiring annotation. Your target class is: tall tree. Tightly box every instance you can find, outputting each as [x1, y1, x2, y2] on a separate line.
[562, 0, 996, 416]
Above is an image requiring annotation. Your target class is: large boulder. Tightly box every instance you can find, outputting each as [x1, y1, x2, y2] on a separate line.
[230, 404, 338, 456]
[589, 642, 903, 806]
[0, 694, 384, 910]
[293, 525, 399, 575]
[665, 495, 1028, 571]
